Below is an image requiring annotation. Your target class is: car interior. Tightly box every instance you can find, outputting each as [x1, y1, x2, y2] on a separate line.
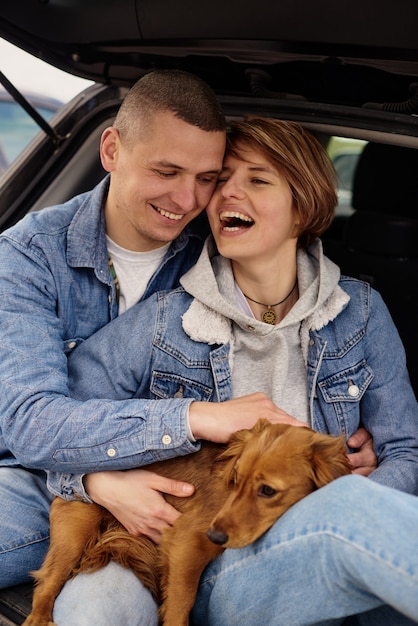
[0, 0, 417, 623]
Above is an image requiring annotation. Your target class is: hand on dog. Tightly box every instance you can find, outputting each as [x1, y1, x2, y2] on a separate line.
[84, 468, 194, 543]
[189, 392, 307, 443]
[346, 427, 377, 476]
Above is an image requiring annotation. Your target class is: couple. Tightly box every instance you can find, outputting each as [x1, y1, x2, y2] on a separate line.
[0, 70, 417, 624]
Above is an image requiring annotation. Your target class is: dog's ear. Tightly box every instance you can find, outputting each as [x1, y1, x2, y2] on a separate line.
[220, 418, 271, 462]
[217, 420, 268, 486]
[218, 429, 252, 485]
[310, 433, 352, 487]
[218, 419, 282, 486]
[250, 418, 273, 435]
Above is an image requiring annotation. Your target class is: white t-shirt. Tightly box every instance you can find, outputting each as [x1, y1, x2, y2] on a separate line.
[106, 236, 170, 314]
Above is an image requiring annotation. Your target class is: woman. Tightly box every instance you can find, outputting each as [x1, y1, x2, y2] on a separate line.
[57, 118, 418, 625]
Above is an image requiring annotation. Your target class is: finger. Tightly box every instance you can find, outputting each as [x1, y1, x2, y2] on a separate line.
[150, 474, 195, 498]
[347, 427, 372, 448]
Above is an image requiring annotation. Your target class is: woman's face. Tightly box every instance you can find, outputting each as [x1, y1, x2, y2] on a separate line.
[207, 145, 299, 265]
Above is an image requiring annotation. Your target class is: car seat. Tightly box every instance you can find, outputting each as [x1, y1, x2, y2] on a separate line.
[323, 142, 418, 397]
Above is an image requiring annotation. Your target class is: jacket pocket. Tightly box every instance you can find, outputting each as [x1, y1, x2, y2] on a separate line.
[150, 371, 214, 401]
[318, 359, 373, 403]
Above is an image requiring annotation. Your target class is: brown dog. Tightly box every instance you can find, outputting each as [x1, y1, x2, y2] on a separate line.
[23, 420, 351, 626]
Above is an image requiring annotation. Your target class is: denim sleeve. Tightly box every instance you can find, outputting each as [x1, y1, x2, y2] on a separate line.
[359, 289, 418, 495]
[0, 238, 200, 482]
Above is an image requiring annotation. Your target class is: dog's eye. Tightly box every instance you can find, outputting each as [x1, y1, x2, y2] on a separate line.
[258, 484, 277, 498]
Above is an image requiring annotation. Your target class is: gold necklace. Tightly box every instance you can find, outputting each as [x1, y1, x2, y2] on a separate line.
[243, 279, 297, 325]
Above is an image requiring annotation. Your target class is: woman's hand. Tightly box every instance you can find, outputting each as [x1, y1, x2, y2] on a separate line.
[189, 392, 307, 443]
[84, 469, 194, 543]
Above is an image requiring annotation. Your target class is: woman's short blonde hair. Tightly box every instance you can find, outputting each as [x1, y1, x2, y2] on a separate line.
[226, 118, 338, 248]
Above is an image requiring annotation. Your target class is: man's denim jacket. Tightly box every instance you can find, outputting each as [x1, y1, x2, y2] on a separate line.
[0, 177, 207, 490]
[63, 273, 418, 500]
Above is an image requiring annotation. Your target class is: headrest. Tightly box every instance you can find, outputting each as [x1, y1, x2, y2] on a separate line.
[352, 143, 418, 218]
[344, 210, 418, 257]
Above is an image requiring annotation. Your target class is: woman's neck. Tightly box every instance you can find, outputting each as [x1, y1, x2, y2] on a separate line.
[232, 257, 298, 324]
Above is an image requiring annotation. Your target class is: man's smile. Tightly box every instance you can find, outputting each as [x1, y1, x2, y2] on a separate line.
[153, 205, 184, 221]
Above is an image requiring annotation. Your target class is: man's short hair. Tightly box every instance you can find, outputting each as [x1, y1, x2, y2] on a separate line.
[114, 70, 226, 143]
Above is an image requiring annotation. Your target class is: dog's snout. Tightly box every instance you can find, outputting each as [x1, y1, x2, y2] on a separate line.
[207, 528, 229, 545]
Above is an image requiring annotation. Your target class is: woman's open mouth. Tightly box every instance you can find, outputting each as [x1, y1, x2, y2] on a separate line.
[220, 211, 254, 231]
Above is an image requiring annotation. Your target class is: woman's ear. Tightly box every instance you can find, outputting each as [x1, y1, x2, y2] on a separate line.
[100, 127, 120, 172]
[292, 206, 302, 238]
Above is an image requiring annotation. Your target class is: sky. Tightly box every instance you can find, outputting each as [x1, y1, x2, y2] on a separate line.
[0, 38, 93, 103]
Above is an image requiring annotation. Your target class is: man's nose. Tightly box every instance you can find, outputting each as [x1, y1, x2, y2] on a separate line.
[171, 179, 198, 212]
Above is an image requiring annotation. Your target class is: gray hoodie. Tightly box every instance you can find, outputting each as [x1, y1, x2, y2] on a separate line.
[181, 236, 348, 425]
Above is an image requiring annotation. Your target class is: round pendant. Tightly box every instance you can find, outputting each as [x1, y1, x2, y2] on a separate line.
[262, 309, 276, 325]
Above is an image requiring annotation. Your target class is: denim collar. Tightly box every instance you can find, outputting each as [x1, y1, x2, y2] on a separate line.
[66, 176, 110, 272]
[65, 174, 209, 288]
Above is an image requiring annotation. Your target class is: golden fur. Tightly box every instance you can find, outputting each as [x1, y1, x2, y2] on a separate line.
[23, 420, 351, 626]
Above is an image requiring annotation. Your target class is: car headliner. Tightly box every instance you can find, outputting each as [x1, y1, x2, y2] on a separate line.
[0, 0, 417, 112]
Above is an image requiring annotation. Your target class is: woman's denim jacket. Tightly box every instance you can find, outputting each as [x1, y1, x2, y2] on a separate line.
[62, 275, 418, 501]
[0, 176, 208, 492]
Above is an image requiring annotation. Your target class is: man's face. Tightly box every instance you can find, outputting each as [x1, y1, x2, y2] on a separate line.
[102, 111, 225, 251]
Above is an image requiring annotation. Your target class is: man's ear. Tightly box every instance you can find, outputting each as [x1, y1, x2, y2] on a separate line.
[100, 127, 120, 172]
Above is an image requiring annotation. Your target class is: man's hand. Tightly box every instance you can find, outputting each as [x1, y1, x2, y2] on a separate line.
[84, 469, 194, 543]
[347, 427, 377, 476]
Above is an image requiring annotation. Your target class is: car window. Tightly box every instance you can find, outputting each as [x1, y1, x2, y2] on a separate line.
[0, 95, 61, 169]
[327, 136, 368, 215]
[0, 37, 93, 176]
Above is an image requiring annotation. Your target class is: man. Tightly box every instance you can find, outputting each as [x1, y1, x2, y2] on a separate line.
[0, 70, 375, 624]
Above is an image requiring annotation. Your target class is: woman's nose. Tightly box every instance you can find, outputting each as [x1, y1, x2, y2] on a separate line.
[221, 176, 244, 198]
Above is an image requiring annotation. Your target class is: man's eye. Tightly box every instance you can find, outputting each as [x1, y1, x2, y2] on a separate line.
[199, 176, 217, 185]
[157, 170, 176, 178]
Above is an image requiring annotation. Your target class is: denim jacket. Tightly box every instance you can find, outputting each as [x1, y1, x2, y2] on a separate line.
[0, 177, 207, 484]
[60, 241, 418, 501]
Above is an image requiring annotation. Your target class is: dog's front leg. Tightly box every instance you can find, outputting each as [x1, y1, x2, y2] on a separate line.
[22, 499, 103, 626]
[159, 523, 224, 626]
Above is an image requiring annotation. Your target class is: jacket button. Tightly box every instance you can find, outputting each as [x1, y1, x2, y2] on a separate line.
[162, 434, 172, 445]
[68, 341, 76, 350]
[106, 447, 116, 457]
[348, 384, 360, 397]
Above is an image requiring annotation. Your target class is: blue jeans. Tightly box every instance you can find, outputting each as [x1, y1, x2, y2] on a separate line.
[1, 472, 417, 625]
[0, 467, 51, 587]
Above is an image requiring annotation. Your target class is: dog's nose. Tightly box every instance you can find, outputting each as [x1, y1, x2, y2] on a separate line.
[207, 528, 229, 545]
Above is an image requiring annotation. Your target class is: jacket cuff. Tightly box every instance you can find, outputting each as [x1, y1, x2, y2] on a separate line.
[47, 471, 92, 502]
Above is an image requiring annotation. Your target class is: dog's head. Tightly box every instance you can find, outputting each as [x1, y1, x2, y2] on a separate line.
[207, 419, 351, 548]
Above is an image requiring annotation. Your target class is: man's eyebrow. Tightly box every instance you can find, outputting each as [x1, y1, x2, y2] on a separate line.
[149, 160, 183, 170]
[150, 160, 221, 174]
